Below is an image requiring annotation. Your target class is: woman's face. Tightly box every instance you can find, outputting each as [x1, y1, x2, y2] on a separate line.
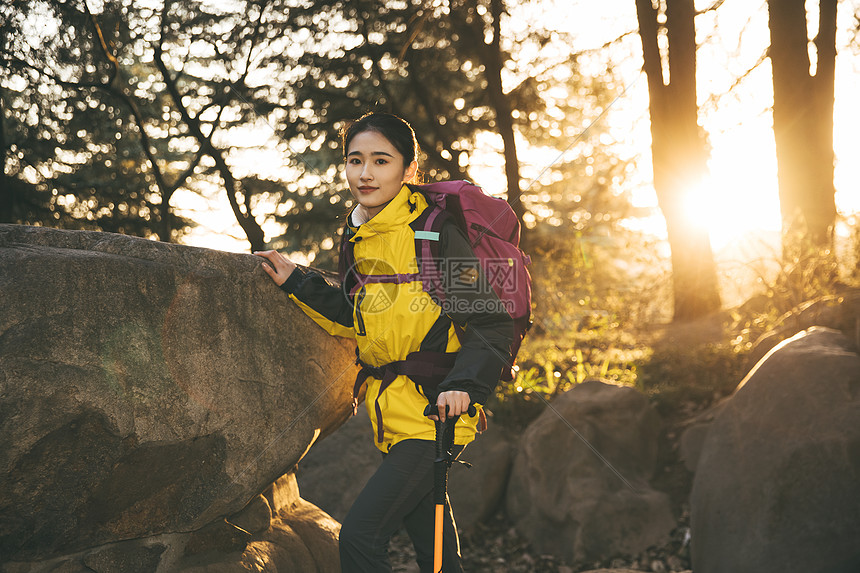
[345, 130, 417, 219]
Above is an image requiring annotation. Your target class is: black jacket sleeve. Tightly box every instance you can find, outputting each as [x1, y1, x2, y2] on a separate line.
[435, 221, 515, 405]
[279, 266, 355, 338]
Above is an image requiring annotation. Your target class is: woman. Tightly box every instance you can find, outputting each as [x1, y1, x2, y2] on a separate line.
[256, 112, 513, 572]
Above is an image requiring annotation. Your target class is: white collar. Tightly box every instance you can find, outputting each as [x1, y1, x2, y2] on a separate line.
[350, 206, 371, 226]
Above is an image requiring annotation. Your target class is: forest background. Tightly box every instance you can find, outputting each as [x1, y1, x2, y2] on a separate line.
[2, 0, 860, 422]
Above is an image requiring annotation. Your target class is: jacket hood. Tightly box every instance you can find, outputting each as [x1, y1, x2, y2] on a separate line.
[346, 184, 429, 240]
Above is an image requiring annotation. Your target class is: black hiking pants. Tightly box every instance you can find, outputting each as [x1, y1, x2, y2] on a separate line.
[339, 438, 465, 573]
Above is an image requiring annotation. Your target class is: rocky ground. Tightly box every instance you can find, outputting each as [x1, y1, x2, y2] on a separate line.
[388, 395, 700, 573]
[384, 317, 739, 573]
[389, 509, 692, 572]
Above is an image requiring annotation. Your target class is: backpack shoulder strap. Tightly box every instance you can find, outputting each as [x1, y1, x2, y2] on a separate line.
[409, 203, 451, 307]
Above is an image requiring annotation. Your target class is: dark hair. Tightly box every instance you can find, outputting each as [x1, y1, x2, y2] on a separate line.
[341, 112, 419, 168]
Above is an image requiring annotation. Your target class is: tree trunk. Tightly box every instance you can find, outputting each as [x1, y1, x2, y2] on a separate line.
[486, 60, 525, 223]
[0, 92, 8, 221]
[635, 0, 721, 321]
[768, 0, 837, 250]
[486, 0, 524, 223]
[455, 0, 524, 224]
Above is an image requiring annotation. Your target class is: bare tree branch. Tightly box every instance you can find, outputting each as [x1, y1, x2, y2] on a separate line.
[700, 47, 768, 114]
[696, 0, 727, 16]
[83, 2, 189, 240]
[154, 0, 265, 250]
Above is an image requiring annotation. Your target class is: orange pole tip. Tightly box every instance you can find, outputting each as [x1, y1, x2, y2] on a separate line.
[434, 504, 444, 572]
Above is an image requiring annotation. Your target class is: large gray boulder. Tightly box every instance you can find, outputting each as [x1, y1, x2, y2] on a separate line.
[691, 327, 860, 573]
[0, 225, 357, 566]
[506, 380, 675, 564]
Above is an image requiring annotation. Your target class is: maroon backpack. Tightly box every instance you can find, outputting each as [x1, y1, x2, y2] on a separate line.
[407, 180, 532, 379]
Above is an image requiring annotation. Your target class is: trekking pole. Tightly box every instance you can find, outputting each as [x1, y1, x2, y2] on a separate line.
[423, 403, 475, 573]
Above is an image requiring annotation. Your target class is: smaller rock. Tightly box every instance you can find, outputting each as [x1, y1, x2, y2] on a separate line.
[183, 518, 250, 557]
[520, 552, 533, 564]
[253, 527, 315, 571]
[227, 494, 272, 534]
[277, 497, 341, 573]
[506, 380, 675, 564]
[295, 409, 380, 521]
[666, 555, 685, 571]
[448, 426, 513, 530]
[264, 472, 302, 516]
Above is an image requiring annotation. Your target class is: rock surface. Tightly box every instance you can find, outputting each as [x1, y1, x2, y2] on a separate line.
[0, 224, 357, 566]
[691, 327, 860, 573]
[677, 400, 727, 473]
[447, 424, 515, 531]
[296, 408, 380, 523]
[506, 380, 676, 564]
[2, 472, 343, 572]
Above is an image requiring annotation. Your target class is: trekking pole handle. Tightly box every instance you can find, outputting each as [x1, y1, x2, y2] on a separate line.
[422, 403, 477, 418]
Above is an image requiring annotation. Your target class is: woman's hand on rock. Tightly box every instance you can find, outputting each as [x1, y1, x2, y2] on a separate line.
[254, 250, 296, 287]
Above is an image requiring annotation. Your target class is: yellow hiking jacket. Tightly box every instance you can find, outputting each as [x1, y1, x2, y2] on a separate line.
[281, 184, 514, 452]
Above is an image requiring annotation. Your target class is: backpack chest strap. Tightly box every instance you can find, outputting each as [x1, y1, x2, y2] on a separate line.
[348, 272, 421, 296]
[346, 208, 445, 297]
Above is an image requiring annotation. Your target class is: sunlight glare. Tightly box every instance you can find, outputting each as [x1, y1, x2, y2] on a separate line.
[679, 177, 750, 251]
[682, 120, 783, 252]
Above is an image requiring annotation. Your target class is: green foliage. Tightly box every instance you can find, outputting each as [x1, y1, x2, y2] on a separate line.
[489, 222, 670, 429]
[759, 224, 843, 313]
[635, 337, 748, 419]
[266, 0, 492, 180]
[2, 0, 630, 258]
[721, 222, 860, 355]
[490, 321, 654, 430]
[258, 0, 635, 258]
[0, 0, 227, 240]
[486, 196, 856, 430]
[1, 1, 176, 237]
